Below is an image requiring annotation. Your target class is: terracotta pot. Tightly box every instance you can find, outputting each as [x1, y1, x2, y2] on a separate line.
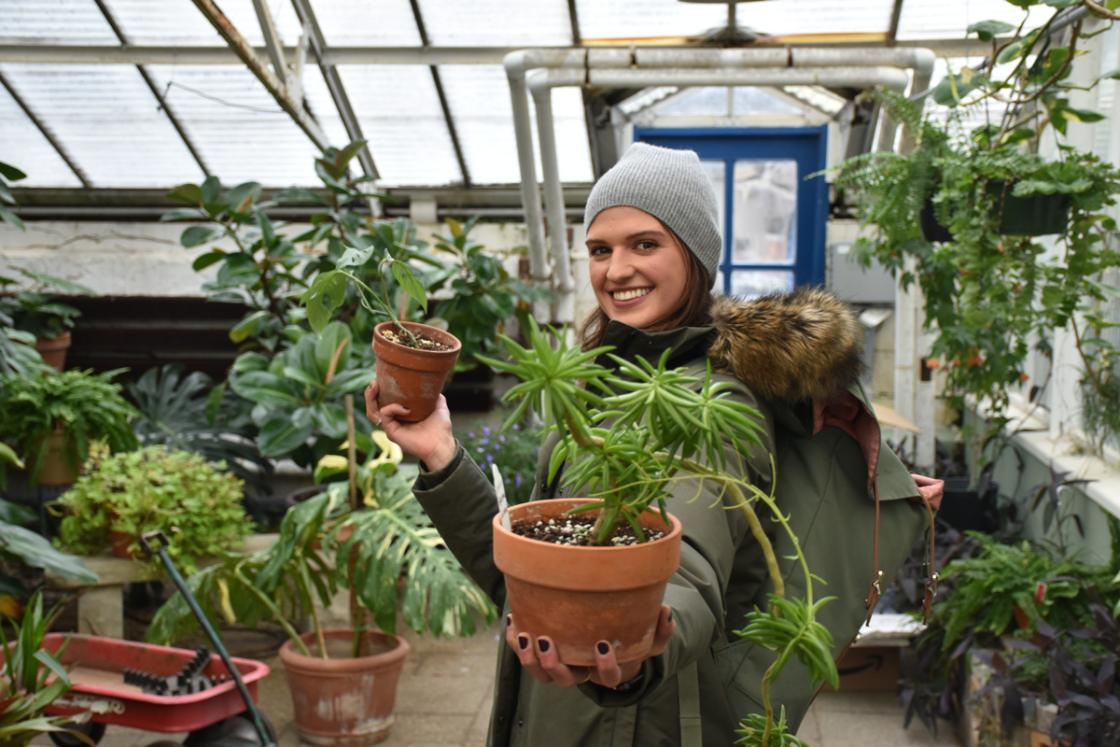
[492, 498, 682, 667]
[35, 330, 72, 372]
[279, 628, 410, 746]
[36, 428, 78, 487]
[109, 529, 136, 559]
[371, 321, 460, 423]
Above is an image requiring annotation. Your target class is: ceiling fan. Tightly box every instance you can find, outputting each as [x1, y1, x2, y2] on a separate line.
[580, 0, 888, 48]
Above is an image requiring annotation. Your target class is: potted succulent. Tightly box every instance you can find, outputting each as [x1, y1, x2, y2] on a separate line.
[0, 368, 138, 487]
[0, 269, 93, 372]
[479, 320, 837, 744]
[303, 238, 460, 423]
[53, 443, 252, 573]
[146, 421, 495, 745]
[834, 1, 1120, 440]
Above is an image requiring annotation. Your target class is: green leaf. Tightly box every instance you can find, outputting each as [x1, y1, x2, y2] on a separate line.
[200, 175, 222, 206]
[0, 161, 27, 181]
[1065, 107, 1105, 123]
[390, 260, 427, 311]
[313, 321, 351, 377]
[967, 19, 1015, 41]
[997, 38, 1031, 65]
[258, 211, 276, 245]
[167, 182, 203, 205]
[0, 523, 98, 583]
[337, 244, 374, 269]
[257, 416, 312, 457]
[226, 181, 261, 214]
[230, 371, 300, 407]
[229, 309, 271, 343]
[302, 271, 349, 333]
[0, 206, 24, 230]
[181, 225, 220, 248]
[1043, 0, 1079, 7]
[191, 249, 227, 271]
[336, 140, 367, 170]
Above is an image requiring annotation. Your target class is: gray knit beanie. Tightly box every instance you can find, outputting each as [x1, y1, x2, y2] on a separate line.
[584, 142, 722, 288]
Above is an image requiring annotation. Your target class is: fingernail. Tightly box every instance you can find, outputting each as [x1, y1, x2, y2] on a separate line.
[596, 641, 609, 656]
[536, 638, 550, 653]
[505, 614, 512, 628]
[666, 609, 672, 623]
[517, 634, 529, 651]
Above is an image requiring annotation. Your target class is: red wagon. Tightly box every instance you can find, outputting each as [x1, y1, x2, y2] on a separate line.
[42, 633, 271, 746]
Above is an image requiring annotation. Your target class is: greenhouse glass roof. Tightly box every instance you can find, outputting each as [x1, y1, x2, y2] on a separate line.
[0, 0, 1056, 193]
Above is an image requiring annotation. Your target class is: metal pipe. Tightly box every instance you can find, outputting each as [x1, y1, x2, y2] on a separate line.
[506, 45, 935, 312]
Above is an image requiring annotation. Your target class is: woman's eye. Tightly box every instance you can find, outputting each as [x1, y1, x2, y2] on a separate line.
[589, 245, 610, 257]
[636, 240, 658, 251]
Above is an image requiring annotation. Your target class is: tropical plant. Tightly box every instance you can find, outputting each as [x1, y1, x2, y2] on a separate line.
[128, 364, 272, 494]
[0, 368, 138, 486]
[145, 427, 496, 657]
[228, 321, 374, 469]
[54, 444, 252, 574]
[0, 591, 85, 747]
[0, 269, 93, 341]
[426, 217, 540, 371]
[0, 498, 97, 587]
[834, 1, 1120, 446]
[480, 319, 837, 746]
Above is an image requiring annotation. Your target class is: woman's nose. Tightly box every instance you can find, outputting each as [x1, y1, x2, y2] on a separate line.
[604, 251, 633, 281]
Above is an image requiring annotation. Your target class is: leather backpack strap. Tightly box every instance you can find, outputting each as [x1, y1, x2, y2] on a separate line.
[678, 660, 702, 747]
[863, 480, 884, 624]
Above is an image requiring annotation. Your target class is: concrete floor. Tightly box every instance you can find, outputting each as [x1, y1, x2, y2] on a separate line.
[42, 622, 959, 747]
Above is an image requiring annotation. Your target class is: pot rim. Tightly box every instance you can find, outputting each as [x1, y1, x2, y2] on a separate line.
[278, 628, 410, 672]
[373, 320, 461, 355]
[492, 497, 682, 552]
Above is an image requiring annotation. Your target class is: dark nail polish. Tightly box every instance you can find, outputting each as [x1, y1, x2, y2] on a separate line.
[517, 634, 529, 650]
[537, 638, 550, 653]
[596, 641, 610, 656]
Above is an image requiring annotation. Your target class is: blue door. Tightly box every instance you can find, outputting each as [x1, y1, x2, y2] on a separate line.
[634, 127, 828, 297]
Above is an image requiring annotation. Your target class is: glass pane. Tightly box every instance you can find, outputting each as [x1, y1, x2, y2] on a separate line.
[0, 0, 115, 43]
[730, 270, 794, 299]
[148, 65, 321, 186]
[0, 84, 81, 187]
[734, 1, 892, 36]
[699, 160, 726, 241]
[314, 0, 421, 46]
[419, 0, 569, 46]
[337, 65, 461, 186]
[897, 0, 1055, 41]
[2, 64, 203, 187]
[110, 0, 303, 46]
[576, 0, 726, 42]
[732, 160, 797, 264]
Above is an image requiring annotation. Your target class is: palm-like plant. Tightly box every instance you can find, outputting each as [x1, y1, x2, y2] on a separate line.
[481, 319, 838, 746]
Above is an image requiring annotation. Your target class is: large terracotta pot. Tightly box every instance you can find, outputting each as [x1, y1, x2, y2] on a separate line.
[36, 428, 79, 487]
[35, 330, 72, 372]
[279, 628, 410, 746]
[371, 321, 460, 423]
[492, 498, 682, 667]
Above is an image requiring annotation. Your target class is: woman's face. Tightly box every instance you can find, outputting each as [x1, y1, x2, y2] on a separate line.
[585, 206, 690, 330]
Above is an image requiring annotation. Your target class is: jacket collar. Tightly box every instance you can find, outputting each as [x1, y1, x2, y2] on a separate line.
[599, 319, 714, 369]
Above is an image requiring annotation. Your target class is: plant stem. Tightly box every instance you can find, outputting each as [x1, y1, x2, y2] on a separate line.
[296, 561, 328, 659]
[233, 566, 310, 655]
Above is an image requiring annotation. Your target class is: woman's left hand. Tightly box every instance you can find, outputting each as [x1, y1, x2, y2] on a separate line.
[504, 607, 675, 689]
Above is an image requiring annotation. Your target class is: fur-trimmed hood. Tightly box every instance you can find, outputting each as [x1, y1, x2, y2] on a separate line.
[707, 288, 864, 403]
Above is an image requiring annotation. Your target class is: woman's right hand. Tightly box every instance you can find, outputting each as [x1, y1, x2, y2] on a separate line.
[364, 380, 458, 471]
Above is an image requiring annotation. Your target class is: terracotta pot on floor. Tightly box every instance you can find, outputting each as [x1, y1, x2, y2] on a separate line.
[492, 498, 682, 667]
[279, 628, 410, 746]
[371, 321, 460, 423]
[35, 330, 71, 372]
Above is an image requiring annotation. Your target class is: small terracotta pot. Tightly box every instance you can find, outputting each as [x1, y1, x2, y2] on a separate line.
[371, 321, 460, 423]
[35, 331, 72, 372]
[279, 628, 410, 746]
[492, 498, 682, 667]
[109, 530, 136, 559]
[36, 428, 78, 487]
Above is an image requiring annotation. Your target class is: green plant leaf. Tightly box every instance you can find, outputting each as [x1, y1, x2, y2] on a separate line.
[0, 162, 27, 181]
[967, 19, 1015, 41]
[0, 206, 24, 231]
[0, 523, 98, 583]
[302, 271, 349, 333]
[167, 182, 203, 205]
[181, 225, 220, 248]
[191, 249, 227, 271]
[229, 309, 271, 343]
[390, 260, 427, 311]
[257, 416, 312, 457]
[337, 244, 374, 269]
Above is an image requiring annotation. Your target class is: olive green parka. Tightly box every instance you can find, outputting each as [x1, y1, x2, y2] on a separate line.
[413, 289, 927, 746]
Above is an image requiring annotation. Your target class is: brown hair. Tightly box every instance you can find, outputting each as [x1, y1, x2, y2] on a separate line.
[579, 231, 714, 350]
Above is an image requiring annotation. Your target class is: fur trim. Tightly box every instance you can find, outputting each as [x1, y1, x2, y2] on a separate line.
[707, 288, 863, 402]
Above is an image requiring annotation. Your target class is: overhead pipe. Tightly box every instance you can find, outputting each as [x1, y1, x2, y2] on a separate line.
[505, 46, 935, 302]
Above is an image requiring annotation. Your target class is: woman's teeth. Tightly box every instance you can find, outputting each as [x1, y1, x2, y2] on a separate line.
[613, 288, 650, 301]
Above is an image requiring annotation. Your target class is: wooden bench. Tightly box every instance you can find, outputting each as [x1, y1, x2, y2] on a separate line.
[47, 534, 278, 639]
